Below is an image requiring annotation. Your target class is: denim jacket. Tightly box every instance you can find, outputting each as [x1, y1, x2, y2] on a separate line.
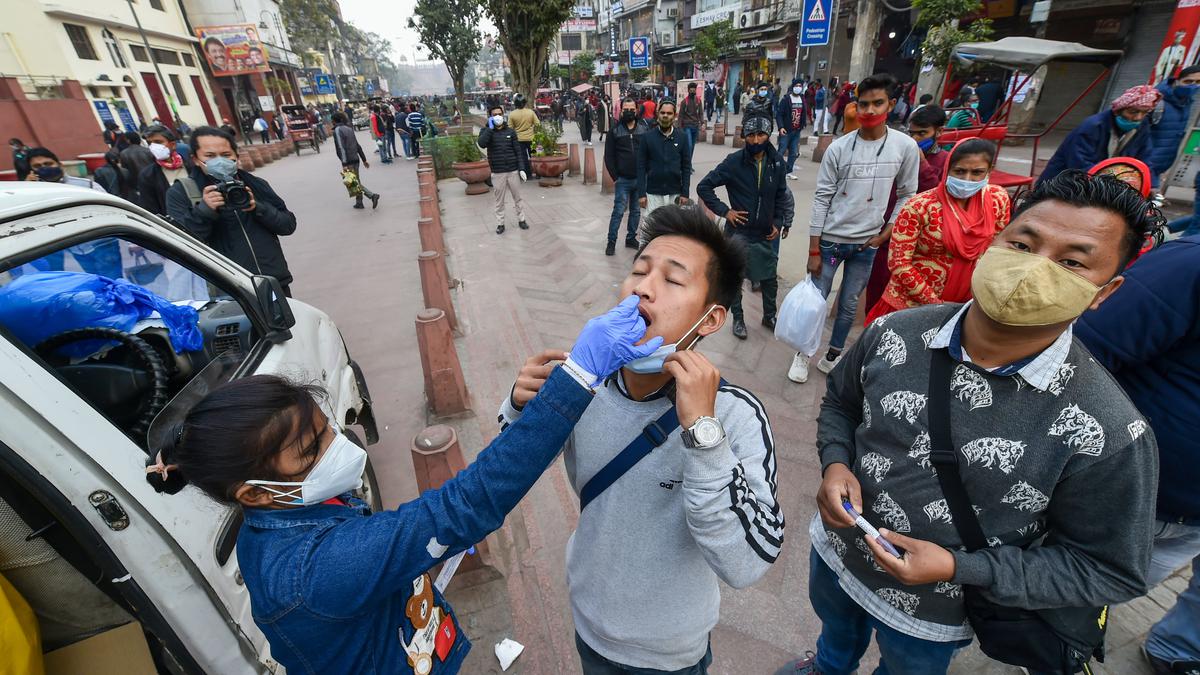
[236, 367, 593, 674]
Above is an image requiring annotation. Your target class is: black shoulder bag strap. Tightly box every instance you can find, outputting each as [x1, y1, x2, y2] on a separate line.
[578, 378, 726, 511]
[927, 350, 988, 551]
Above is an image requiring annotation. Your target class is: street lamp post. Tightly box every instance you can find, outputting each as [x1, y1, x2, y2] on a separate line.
[125, 0, 175, 126]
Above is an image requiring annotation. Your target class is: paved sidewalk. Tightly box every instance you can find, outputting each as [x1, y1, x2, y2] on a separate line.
[261, 124, 1189, 674]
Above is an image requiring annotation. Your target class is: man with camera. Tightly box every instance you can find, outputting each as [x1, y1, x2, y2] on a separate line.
[166, 126, 298, 296]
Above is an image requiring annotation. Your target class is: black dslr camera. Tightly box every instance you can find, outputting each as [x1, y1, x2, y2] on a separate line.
[217, 179, 252, 210]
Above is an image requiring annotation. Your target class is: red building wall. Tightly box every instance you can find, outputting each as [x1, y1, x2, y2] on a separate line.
[0, 78, 105, 172]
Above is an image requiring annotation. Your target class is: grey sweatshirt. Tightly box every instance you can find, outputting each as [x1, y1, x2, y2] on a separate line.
[499, 373, 782, 669]
[810, 129, 921, 243]
[815, 303, 1157, 640]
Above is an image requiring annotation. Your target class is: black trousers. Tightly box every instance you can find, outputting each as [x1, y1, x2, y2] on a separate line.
[730, 275, 778, 322]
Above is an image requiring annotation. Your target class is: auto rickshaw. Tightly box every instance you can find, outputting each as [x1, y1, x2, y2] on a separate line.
[281, 105, 319, 155]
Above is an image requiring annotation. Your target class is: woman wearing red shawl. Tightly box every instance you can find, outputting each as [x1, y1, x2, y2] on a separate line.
[865, 138, 1011, 323]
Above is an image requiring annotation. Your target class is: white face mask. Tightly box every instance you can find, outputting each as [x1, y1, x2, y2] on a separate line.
[149, 142, 172, 161]
[625, 305, 717, 374]
[245, 431, 367, 506]
[793, 86, 803, 95]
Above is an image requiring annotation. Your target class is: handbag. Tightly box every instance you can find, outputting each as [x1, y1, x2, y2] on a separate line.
[927, 351, 1108, 674]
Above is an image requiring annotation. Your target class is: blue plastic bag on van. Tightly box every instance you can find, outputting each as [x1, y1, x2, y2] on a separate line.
[0, 271, 202, 356]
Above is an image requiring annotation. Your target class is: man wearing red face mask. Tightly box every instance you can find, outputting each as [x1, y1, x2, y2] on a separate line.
[789, 73, 921, 384]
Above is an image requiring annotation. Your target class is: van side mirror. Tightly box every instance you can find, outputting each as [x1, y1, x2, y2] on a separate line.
[252, 275, 295, 337]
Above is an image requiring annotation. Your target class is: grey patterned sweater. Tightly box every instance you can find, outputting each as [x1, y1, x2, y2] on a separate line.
[813, 303, 1158, 641]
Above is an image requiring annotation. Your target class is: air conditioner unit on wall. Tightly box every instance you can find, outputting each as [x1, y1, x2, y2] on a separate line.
[754, 9, 769, 25]
[660, 31, 676, 45]
[666, 7, 679, 17]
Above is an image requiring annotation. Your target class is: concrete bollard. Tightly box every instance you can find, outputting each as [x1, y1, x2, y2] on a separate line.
[583, 146, 597, 185]
[732, 126, 744, 148]
[418, 250, 457, 331]
[419, 196, 442, 231]
[418, 217, 447, 255]
[245, 147, 264, 168]
[811, 135, 834, 163]
[414, 309, 470, 417]
[697, 122, 706, 144]
[713, 123, 726, 146]
[410, 425, 488, 572]
[238, 154, 255, 172]
[419, 176, 438, 203]
[602, 164, 614, 194]
[568, 143, 581, 176]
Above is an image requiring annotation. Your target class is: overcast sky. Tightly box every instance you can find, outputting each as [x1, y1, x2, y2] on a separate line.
[338, 0, 497, 66]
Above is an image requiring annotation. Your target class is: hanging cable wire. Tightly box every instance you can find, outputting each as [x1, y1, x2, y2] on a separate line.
[879, 0, 915, 13]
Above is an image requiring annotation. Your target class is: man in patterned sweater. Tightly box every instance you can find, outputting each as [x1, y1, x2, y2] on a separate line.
[500, 206, 782, 673]
[791, 171, 1161, 674]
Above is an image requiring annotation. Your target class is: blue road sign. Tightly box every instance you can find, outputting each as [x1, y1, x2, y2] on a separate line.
[629, 36, 650, 69]
[314, 73, 335, 95]
[800, 0, 831, 47]
[93, 100, 116, 126]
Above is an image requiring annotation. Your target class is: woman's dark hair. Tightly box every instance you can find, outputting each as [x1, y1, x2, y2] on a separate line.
[188, 125, 238, 155]
[1016, 170, 1164, 272]
[857, 73, 897, 99]
[146, 375, 328, 502]
[908, 105, 946, 128]
[637, 205, 746, 308]
[949, 138, 997, 167]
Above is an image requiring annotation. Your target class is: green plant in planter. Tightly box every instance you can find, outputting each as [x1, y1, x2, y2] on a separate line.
[531, 123, 564, 156]
[428, 133, 482, 178]
[448, 133, 483, 163]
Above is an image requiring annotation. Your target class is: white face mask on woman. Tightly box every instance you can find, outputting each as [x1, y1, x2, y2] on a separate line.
[244, 432, 367, 506]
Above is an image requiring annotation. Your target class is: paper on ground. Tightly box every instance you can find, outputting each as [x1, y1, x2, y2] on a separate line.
[495, 638, 524, 671]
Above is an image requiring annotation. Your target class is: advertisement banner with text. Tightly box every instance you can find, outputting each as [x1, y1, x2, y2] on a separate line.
[196, 24, 271, 77]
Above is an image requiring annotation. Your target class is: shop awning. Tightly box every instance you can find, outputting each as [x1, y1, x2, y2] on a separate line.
[572, 83, 595, 93]
[952, 37, 1123, 70]
[661, 46, 694, 56]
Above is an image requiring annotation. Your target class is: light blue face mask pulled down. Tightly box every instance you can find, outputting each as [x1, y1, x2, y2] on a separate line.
[625, 305, 717, 374]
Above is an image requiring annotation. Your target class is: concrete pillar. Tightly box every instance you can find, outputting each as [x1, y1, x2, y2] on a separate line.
[418, 216, 446, 255]
[238, 154, 255, 172]
[414, 309, 470, 417]
[410, 425, 488, 572]
[583, 146, 597, 185]
[418, 250, 457, 331]
[602, 163, 614, 194]
[812, 135, 834, 163]
[848, 0, 883, 84]
[419, 196, 442, 232]
[732, 126, 745, 148]
[568, 143, 581, 176]
[697, 122, 706, 144]
[419, 176, 437, 203]
[713, 122, 726, 145]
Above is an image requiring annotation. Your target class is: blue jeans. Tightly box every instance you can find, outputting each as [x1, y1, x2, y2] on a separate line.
[376, 137, 391, 161]
[608, 177, 641, 243]
[814, 241, 879, 352]
[576, 632, 712, 674]
[684, 126, 699, 159]
[810, 549, 970, 675]
[386, 130, 397, 157]
[1168, 215, 1200, 237]
[784, 129, 803, 173]
[400, 133, 412, 158]
[1145, 520, 1200, 666]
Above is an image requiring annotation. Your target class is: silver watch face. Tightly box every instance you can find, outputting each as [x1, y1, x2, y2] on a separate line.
[693, 418, 722, 446]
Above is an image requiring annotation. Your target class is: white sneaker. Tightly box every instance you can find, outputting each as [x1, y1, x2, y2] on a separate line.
[787, 173, 799, 180]
[788, 353, 810, 383]
[816, 352, 843, 374]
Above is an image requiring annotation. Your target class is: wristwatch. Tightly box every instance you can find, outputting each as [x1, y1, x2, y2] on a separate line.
[682, 416, 725, 449]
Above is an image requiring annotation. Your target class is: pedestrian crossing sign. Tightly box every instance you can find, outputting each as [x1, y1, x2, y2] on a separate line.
[801, 0, 831, 46]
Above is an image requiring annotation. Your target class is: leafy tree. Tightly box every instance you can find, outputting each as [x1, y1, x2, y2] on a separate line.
[409, 0, 482, 112]
[279, 0, 338, 55]
[482, 0, 576, 101]
[571, 52, 597, 83]
[548, 64, 569, 87]
[914, 0, 993, 70]
[630, 67, 650, 82]
[692, 20, 739, 73]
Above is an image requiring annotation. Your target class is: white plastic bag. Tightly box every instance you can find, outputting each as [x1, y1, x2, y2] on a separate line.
[774, 275, 827, 356]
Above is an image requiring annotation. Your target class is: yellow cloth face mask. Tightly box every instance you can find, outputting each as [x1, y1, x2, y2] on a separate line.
[970, 247, 1105, 326]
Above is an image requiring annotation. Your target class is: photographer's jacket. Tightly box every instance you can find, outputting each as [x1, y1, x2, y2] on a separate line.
[477, 125, 527, 174]
[166, 167, 297, 285]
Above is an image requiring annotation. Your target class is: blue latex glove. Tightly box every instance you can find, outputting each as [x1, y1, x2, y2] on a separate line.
[569, 295, 664, 384]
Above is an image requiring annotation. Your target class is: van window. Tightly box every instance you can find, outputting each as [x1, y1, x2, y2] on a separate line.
[0, 236, 261, 450]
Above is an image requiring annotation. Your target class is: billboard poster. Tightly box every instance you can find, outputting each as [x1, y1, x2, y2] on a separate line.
[1153, 0, 1200, 85]
[195, 24, 271, 77]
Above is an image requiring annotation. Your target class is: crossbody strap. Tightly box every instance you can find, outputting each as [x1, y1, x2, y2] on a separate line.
[927, 350, 989, 552]
[578, 377, 727, 511]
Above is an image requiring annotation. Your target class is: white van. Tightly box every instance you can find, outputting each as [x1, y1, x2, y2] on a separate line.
[0, 183, 380, 673]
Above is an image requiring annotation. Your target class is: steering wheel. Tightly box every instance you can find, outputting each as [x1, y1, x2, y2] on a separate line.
[35, 327, 170, 445]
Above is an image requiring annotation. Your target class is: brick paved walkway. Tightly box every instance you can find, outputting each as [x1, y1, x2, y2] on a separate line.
[295, 122, 1188, 674]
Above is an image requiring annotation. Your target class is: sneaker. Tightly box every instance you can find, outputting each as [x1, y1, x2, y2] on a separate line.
[352, 202, 365, 209]
[787, 353, 810, 383]
[625, 238, 640, 249]
[605, 241, 616, 256]
[496, 224, 505, 234]
[787, 173, 799, 180]
[370, 194, 380, 209]
[773, 651, 818, 675]
[816, 350, 843, 374]
[732, 318, 747, 340]
[762, 316, 776, 330]
[518, 220, 529, 230]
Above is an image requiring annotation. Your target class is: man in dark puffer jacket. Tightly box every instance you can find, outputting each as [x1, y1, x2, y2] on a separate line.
[478, 104, 530, 235]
